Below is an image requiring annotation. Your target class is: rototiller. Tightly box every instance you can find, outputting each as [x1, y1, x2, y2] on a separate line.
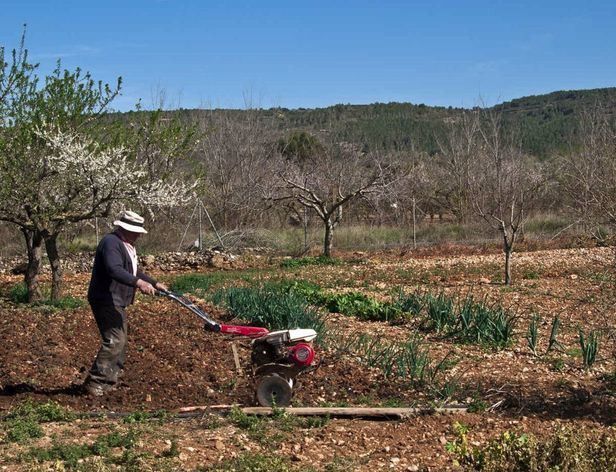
[157, 289, 318, 406]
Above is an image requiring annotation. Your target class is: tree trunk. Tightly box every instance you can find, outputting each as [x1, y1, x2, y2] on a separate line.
[22, 228, 44, 302]
[503, 238, 512, 286]
[45, 233, 63, 301]
[323, 219, 334, 257]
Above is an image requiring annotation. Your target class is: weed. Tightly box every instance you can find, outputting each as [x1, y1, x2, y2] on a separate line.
[447, 427, 616, 471]
[445, 421, 473, 465]
[39, 296, 86, 310]
[300, 415, 330, 429]
[546, 315, 564, 353]
[467, 397, 489, 413]
[201, 414, 222, 429]
[579, 329, 599, 369]
[203, 452, 291, 471]
[25, 442, 93, 468]
[324, 456, 360, 472]
[526, 314, 540, 356]
[171, 273, 233, 296]
[161, 438, 180, 458]
[4, 400, 74, 443]
[4, 417, 43, 443]
[228, 407, 264, 433]
[551, 358, 566, 372]
[121, 409, 168, 424]
[523, 270, 540, 280]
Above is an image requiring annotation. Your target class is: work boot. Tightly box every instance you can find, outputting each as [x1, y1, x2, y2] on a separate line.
[83, 381, 110, 397]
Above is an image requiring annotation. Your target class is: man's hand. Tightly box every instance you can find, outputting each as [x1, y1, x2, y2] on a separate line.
[136, 279, 156, 296]
[155, 282, 169, 292]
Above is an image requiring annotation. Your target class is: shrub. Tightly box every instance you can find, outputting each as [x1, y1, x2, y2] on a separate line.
[323, 291, 402, 322]
[8, 283, 28, 303]
[447, 426, 616, 471]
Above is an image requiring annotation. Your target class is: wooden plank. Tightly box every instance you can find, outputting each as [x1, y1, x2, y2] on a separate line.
[177, 405, 468, 418]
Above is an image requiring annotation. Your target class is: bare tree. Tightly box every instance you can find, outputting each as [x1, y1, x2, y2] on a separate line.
[558, 106, 616, 240]
[470, 108, 547, 285]
[198, 109, 276, 230]
[272, 134, 391, 257]
[429, 111, 480, 223]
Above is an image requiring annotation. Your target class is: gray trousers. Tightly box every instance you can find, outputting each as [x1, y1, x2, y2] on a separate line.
[87, 304, 127, 386]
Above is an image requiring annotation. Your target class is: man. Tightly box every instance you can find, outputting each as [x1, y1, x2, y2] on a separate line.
[83, 210, 167, 396]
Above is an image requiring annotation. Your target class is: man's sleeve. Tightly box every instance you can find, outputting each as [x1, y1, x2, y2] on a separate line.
[102, 240, 139, 287]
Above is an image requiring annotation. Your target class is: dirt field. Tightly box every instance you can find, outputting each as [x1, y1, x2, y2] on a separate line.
[0, 246, 615, 470]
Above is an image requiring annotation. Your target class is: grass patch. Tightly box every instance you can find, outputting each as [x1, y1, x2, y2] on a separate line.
[203, 452, 291, 472]
[22, 429, 140, 468]
[3, 400, 75, 443]
[280, 255, 341, 268]
[6, 283, 86, 309]
[171, 272, 253, 296]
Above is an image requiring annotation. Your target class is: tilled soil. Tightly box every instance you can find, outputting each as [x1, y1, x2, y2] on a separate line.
[0, 247, 615, 470]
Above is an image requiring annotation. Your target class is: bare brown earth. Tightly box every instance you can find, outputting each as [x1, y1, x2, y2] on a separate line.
[0, 246, 615, 470]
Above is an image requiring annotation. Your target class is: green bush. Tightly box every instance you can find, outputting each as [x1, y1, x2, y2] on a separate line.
[323, 291, 402, 322]
[8, 283, 28, 303]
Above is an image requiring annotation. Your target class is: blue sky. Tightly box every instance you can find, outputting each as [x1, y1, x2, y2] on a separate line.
[2, 0, 615, 111]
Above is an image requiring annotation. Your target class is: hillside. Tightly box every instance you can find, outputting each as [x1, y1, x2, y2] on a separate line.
[161, 87, 616, 156]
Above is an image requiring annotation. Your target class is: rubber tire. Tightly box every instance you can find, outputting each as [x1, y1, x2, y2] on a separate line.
[256, 374, 293, 407]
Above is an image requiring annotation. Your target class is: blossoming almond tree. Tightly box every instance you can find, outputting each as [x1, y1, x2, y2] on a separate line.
[0, 31, 196, 301]
[0, 127, 194, 301]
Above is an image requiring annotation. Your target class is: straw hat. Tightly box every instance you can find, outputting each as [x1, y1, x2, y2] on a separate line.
[113, 210, 148, 234]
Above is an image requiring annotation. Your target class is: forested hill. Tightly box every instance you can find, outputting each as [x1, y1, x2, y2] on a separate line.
[148, 87, 616, 157]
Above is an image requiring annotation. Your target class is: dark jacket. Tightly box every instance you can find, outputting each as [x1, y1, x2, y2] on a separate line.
[87, 231, 157, 307]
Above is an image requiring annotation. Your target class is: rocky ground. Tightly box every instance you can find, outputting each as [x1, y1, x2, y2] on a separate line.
[0, 246, 615, 470]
